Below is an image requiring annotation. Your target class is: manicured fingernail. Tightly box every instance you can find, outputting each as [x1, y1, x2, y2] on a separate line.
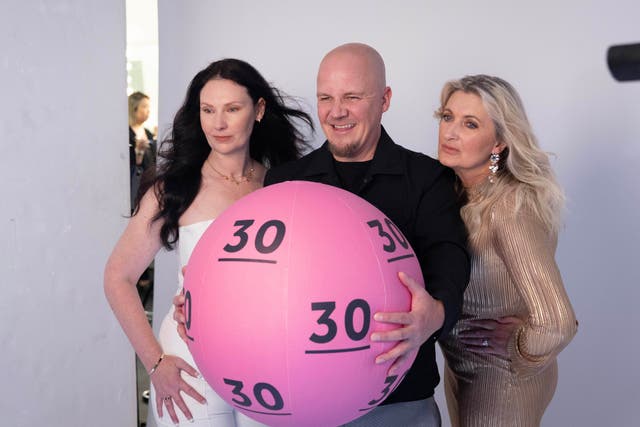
[375, 357, 385, 364]
[371, 333, 380, 341]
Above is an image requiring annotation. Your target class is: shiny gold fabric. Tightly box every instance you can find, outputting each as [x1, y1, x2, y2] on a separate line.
[439, 198, 577, 427]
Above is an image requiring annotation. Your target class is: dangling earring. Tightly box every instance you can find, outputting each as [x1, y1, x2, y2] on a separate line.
[488, 152, 500, 183]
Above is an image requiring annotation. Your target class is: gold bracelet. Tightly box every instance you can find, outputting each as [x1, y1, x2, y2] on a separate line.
[148, 353, 165, 376]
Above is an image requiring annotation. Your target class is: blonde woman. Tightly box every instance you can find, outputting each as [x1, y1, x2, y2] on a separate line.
[436, 75, 578, 427]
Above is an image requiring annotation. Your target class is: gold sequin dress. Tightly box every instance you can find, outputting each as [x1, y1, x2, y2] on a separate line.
[439, 193, 578, 427]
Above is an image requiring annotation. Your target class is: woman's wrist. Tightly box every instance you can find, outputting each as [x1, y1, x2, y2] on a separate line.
[148, 353, 165, 376]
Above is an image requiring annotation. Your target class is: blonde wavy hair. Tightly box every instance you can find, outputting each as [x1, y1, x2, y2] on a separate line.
[435, 75, 564, 239]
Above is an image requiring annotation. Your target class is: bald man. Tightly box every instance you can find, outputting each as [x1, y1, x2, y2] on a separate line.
[265, 43, 470, 426]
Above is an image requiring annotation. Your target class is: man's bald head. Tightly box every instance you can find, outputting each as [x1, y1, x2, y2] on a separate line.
[319, 43, 387, 91]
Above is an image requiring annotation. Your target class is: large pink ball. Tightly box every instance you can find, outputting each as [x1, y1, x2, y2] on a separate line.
[184, 181, 422, 427]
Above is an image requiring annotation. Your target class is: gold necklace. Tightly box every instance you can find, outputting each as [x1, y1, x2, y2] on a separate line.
[206, 158, 255, 185]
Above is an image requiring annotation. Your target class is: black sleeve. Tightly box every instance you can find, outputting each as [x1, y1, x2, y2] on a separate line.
[264, 168, 278, 186]
[415, 168, 470, 339]
[264, 160, 300, 186]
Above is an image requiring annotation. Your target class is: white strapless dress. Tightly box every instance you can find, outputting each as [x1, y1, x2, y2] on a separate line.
[151, 219, 267, 427]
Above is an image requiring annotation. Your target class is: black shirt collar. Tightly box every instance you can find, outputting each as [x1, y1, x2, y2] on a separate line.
[302, 125, 405, 181]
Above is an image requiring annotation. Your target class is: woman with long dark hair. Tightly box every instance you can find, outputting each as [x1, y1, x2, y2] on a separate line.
[105, 59, 312, 426]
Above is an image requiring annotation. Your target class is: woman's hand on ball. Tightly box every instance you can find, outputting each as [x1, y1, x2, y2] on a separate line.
[152, 354, 206, 423]
[172, 293, 189, 343]
[371, 271, 445, 375]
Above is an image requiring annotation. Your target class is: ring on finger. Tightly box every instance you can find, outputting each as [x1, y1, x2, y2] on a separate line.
[481, 338, 489, 347]
[163, 396, 172, 401]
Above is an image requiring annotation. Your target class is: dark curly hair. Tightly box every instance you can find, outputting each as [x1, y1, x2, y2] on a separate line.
[133, 58, 314, 249]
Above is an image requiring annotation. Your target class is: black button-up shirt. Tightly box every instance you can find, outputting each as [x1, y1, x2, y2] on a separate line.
[265, 126, 470, 404]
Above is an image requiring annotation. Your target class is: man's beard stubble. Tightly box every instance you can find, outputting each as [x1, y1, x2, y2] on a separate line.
[328, 141, 359, 160]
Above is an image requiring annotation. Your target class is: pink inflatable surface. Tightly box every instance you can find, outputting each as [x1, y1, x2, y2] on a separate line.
[184, 180, 422, 427]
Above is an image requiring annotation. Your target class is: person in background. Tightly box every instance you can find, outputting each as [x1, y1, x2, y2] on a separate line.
[128, 91, 157, 291]
[129, 91, 157, 210]
[436, 74, 578, 427]
[105, 58, 313, 426]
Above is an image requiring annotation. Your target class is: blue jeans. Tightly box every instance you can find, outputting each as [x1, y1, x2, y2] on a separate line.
[341, 397, 441, 427]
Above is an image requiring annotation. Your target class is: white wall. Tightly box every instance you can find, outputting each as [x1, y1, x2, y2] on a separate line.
[155, 1, 640, 426]
[0, 1, 136, 426]
[126, 0, 159, 130]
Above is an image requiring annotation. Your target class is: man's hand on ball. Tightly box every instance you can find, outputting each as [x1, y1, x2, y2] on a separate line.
[370, 271, 444, 375]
